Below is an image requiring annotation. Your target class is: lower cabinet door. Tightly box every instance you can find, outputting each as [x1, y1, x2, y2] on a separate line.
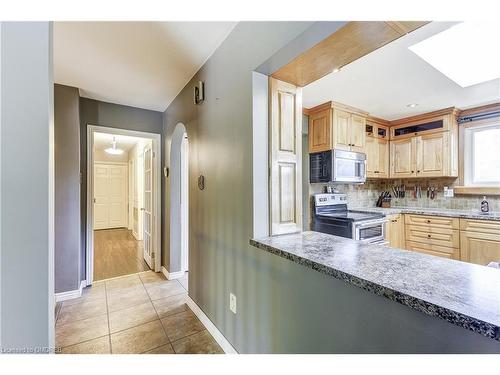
[460, 230, 500, 266]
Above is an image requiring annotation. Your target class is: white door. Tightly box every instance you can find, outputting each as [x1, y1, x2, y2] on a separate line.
[94, 163, 128, 230]
[94, 165, 109, 230]
[143, 147, 154, 269]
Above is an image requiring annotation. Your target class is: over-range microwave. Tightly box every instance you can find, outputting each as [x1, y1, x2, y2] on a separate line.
[310, 149, 366, 184]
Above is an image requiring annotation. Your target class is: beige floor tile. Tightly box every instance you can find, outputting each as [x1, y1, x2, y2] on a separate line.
[105, 274, 142, 291]
[145, 343, 175, 354]
[107, 284, 150, 312]
[110, 320, 169, 354]
[60, 336, 111, 354]
[63, 283, 106, 306]
[178, 273, 188, 291]
[139, 270, 166, 286]
[161, 309, 205, 342]
[152, 293, 188, 319]
[172, 330, 223, 354]
[145, 280, 186, 301]
[56, 314, 109, 348]
[109, 301, 158, 333]
[57, 297, 107, 325]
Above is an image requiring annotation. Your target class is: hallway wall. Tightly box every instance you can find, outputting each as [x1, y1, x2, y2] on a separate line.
[162, 21, 315, 352]
[54, 84, 81, 293]
[0, 22, 54, 351]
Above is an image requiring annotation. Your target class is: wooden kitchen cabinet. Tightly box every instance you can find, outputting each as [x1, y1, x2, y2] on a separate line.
[460, 219, 500, 266]
[460, 231, 500, 266]
[365, 117, 390, 178]
[306, 101, 367, 153]
[390, 131, 457, 178]
[390, 137, 415, 178]
[385, 214, 404, 248]
[404, 214, 459, 259]
[389, 108, 458, 178]
[308, 108, 331, 153]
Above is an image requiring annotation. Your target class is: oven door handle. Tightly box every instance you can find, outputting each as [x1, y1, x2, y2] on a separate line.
[354, 219, 388, 229]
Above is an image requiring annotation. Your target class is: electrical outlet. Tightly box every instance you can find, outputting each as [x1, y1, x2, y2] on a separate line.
[229, 293, 237, 314]
[443, 187, 454, 198]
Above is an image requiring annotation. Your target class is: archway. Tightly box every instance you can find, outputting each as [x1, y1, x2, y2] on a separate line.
[169, 122, 189, 281]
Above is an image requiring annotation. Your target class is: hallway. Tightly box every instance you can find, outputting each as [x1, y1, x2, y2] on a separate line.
[55, 271, 222, 354]
[94, 228, 150, 281]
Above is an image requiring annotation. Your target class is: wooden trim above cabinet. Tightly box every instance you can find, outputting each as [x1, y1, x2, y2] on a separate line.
[389, 107, 459, 127]
[272, 21, 429, 87]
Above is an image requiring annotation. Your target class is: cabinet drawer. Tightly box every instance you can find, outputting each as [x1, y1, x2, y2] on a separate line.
[405, 241, 459, 259]
[405, 225, 459, 248]
[460, 219, 500, 234]
[405, 214, 459, 229]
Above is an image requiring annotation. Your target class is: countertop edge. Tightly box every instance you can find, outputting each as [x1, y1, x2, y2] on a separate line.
[249, 238, 500, 342]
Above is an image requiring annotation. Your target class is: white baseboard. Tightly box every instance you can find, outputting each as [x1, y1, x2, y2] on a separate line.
[55, 280, 86, 302]
[186, 296, 238, 354]
[161, 266, 185, 280]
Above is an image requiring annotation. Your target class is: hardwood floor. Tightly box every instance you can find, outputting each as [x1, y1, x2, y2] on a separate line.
[94, 228, 150, 281]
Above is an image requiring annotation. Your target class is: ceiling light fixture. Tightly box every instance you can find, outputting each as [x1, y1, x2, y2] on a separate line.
[332, 67, 341, 74]
[406, 103, 419, 108]
[104, 136, 124, 155]
[409, 22, 500, 87]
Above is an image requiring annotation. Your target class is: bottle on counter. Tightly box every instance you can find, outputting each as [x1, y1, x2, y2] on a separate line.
[481, 196, 489, 213]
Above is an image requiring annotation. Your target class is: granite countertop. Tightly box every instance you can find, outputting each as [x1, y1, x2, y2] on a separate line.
[349, 206, 500, 221]
[250, 231, 500, 341]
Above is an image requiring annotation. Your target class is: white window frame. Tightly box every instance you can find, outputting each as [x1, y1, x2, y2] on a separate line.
[463, 120, 500, 187]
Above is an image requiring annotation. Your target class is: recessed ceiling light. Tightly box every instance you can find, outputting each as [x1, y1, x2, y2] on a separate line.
[406, 103, 418, 108]
[409, 22, 500, 87]
[332, 68, 341, 74]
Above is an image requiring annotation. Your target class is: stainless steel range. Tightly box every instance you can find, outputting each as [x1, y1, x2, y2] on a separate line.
[312, 193, 388, 244]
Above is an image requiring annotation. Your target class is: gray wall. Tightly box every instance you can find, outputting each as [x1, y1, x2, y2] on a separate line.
[0, 22, 54, 351]
[79, 97, 163, 282]
[162, 21, 500, 353]
[54, 84, 81, 293]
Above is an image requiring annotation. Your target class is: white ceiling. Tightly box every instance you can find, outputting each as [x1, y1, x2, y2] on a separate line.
[94, 132, 149, 152]
[54, 22, 237, 112]
[302, 21, 500, 120]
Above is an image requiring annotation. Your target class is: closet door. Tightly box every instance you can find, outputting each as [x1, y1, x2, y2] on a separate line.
[107, 165, 128, 228]
[94, 165, 109, 230]
[93, 164, 128, 230]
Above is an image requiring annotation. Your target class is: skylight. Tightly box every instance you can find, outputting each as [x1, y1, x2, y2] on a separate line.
[409, 22, 500, 87]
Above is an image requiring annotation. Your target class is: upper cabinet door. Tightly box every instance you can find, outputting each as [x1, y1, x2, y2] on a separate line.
[333, 109, 351, 151]
[349, 114, 366, 153]
[365, 136, 378, 177]
[416, 133, 446, 178]
[390, 138, 415, 178]
[377, 138, 389, 178]
[308, 108, 331, 153]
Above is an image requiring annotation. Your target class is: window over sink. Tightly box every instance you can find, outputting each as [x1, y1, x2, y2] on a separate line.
[464, 120, 500, 186]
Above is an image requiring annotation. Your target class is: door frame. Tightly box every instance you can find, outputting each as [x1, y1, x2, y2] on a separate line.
[86, 124, 162, 286]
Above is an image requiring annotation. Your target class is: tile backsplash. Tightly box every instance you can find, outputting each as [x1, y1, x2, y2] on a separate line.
[307, 177, 500, 229]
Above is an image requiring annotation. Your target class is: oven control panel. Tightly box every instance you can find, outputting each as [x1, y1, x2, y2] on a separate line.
[314, 193, 347, 207]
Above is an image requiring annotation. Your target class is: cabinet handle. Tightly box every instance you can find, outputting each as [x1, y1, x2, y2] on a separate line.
[427, 234, 431, 238]
[411, 170, 414, 173]
[427, 220, 431, 223]
[417, 170, 421, 173]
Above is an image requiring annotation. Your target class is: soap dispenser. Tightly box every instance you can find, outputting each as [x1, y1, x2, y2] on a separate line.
[481, 196, 489, 213]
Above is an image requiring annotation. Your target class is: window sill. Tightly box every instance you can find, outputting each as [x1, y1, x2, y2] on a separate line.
[454, 186, 500, 195]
